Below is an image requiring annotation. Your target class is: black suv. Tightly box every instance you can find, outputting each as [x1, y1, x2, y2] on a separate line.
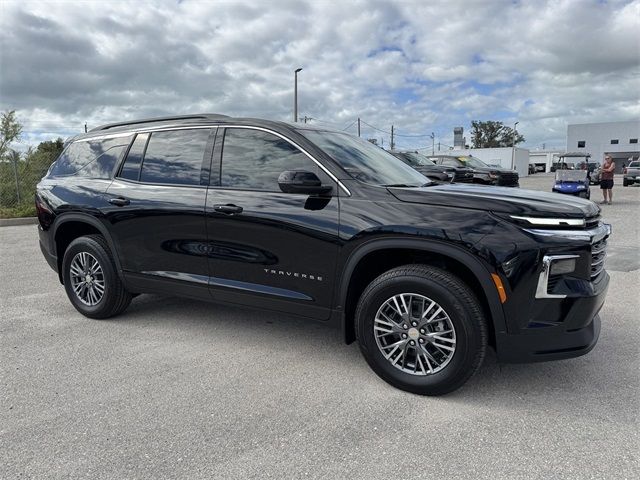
[37, 114, 610, 395]
[429, 154, 520, 187]
[389, 151, 474, 183]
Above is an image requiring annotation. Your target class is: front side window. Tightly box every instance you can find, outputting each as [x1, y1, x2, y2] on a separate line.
[50, 136, 132, 178]
[220, 128, 329, 191]
[139, 129, 210, 185]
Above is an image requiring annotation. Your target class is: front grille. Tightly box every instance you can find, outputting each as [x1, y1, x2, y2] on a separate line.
[590, 237, 608, 279]
[454, 171, 474, 183]
[585, 215, 600, 229]
[497, 172, 519, 186]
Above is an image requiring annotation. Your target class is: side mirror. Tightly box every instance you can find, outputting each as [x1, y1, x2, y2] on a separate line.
[278, 170, 333, 195]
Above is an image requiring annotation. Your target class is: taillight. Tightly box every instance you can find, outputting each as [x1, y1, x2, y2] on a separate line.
[623, 167, 627, 174]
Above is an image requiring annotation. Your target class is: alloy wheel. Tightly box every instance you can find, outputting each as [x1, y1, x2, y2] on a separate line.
[374, 293, 456, 375]
[69, 252, 105, 306]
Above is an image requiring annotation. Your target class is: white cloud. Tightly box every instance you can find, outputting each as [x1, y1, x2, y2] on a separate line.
[0, 0, 638, 152]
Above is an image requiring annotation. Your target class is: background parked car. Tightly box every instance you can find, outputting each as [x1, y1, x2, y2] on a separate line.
[389, 151, 474, 183]
[428, 155, 519, 187]
[623, 160, 640, 186]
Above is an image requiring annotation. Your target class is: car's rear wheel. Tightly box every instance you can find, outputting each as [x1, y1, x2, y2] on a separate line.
[355, 265, 487, 395]
[62, 235, 132, 319]
[623, 179, 629, 187]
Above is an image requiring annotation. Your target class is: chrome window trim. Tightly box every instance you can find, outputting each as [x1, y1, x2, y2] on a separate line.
[85, 123, 351, 196]
[73, 132, 135, 143]
[511, 215, 585, 227]
[535, 254, 580, 299]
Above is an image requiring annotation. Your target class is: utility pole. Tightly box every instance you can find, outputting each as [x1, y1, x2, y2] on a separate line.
[294, 68, 302, 122]
[438, 142, 440, 151]
[357, 118, 361, 137]
[84, 123, 87, 133]
[430, 132, 435, 155]
[390, 125, 395, 151]
[511, 121, 519, 170]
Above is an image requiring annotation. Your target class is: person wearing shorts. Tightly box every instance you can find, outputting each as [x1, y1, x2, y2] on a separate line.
[600, 156, 615, 204]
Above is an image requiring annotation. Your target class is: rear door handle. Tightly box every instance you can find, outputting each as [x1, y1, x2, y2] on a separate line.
[213, 204, 243, 215]
[108, 197, 130, 206]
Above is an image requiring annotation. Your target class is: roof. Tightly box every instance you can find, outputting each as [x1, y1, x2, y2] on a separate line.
[89, 113, 231, 132]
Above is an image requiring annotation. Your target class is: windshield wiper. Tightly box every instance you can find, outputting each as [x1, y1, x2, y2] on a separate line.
[382, 182, 434, 188]
[382, 183, 420, 188]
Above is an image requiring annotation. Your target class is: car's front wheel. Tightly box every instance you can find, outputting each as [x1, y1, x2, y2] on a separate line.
[62, 235, 132, 319]
[355, 265, 487, 395]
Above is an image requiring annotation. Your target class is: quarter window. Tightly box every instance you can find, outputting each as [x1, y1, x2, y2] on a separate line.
[50, 136, 132, 178]
[139, 129, 211, 185]
[220, 128, 328, 191]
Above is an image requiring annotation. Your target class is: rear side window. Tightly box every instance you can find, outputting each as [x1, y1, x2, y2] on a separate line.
[119, 133, 149, 181]
[139, 129, 210, 185]
[50, 136, 132, 178]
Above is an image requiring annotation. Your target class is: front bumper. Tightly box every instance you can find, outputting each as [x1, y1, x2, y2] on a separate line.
[624, 176, 640, 184]
[496, 271, 608, 363]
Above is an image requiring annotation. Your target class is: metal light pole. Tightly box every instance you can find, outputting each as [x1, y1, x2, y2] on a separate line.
[511, 121, 519, 170]
[294, 68, 302, 122]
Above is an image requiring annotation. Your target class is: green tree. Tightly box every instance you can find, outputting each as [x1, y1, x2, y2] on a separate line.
[470, 120, 525, 148]
[0, 110, 22, 159]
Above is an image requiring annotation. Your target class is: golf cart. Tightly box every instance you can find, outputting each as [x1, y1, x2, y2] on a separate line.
[551, 153, 592, 199]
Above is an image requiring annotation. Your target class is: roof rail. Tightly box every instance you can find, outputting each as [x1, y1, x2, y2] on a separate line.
[89, 113, 230, 132]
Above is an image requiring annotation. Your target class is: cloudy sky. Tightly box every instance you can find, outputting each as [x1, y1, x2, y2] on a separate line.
[1, 0, 638, 151]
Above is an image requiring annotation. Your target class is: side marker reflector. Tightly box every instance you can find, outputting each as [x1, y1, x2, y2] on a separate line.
[491, 273, 507, 303]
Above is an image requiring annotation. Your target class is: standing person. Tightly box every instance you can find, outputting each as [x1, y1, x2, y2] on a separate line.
[600, 155, 616, 205]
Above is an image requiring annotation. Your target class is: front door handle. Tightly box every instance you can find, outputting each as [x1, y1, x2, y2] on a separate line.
[108, 197, 130, 206]
[213, 204, 243, 215]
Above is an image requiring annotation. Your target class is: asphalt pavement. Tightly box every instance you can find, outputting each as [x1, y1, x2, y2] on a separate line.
[1, 174, 638, 479]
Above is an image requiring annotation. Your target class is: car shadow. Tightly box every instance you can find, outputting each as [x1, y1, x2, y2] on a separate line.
[100, 292, 638, 409]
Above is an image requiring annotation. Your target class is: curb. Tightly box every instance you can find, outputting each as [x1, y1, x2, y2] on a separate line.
[0, 217, 38, 227]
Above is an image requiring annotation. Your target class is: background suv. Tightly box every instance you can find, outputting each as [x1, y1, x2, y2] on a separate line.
[428, 154, 520, 187]
[388, 151, 474, 183]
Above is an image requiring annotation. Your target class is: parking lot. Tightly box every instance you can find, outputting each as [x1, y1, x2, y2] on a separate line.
[1, 174, 638, 479]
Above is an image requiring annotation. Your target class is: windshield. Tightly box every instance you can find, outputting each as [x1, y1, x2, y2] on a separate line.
[403, 152, 436, 166]
[556, 170, 587, 182]
[300, 130, 431, 187]
[458, 156, 488, 168]
[629, 161, 640, 168]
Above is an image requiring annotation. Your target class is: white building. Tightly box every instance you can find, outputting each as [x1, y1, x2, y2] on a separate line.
[567, 120, 640, 172]
[442, 147, 530, 177]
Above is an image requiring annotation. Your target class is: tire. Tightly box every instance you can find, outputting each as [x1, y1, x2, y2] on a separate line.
[61, 234, 132, 319]
[623, 179, 628, 187]
[355, 265, 487, 396]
